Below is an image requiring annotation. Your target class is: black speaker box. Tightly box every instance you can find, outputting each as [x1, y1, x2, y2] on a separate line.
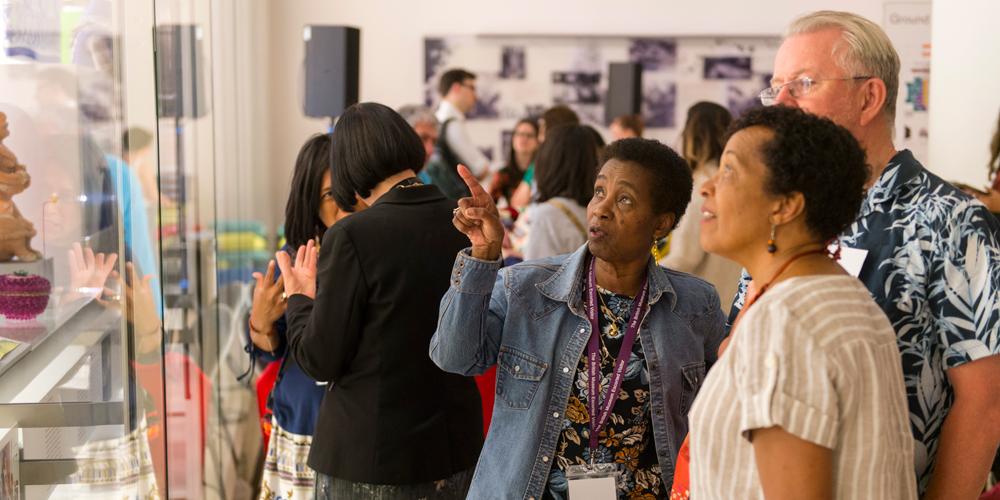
[303, 25, 360, 118]
[155, 24, 207, 119]
[604, 62, 643, 125]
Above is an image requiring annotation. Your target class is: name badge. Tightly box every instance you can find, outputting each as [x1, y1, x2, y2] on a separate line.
[831, 244, 868, 278]
[566, 463, 619, 500]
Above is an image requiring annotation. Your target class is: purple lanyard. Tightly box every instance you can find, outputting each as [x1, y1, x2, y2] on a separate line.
[585, 255, 649, 454]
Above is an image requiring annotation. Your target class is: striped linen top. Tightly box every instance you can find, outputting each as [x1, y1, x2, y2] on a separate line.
[689, 275, 917, 499]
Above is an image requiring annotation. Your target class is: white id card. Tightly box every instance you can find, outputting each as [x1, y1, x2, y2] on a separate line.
[830, 243, 868, 278]
[566, 463, 619, 500]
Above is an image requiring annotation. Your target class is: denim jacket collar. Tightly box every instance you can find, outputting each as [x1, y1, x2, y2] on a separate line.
[534, 244, 678, 312]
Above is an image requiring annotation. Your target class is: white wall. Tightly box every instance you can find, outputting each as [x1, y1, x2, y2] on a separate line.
[928, 0, 999, 187]
[211, 0, 275, 232]
[264, 0, 885, 215]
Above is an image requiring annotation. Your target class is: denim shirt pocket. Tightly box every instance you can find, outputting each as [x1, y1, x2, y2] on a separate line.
[678, 361, 706, 415]
[496, 346, 549, 410]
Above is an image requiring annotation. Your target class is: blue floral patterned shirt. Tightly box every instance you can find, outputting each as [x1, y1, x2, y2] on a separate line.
[729, 150, 1000, 493]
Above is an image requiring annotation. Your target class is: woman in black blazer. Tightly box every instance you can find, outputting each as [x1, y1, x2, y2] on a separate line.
[277, 102, 483, 499]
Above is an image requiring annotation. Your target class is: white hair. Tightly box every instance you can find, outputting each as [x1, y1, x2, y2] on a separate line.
[397, 105, 439, 129]
[788, 11, 901, 124]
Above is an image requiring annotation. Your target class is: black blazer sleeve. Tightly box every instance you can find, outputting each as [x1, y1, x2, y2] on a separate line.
[284, 226, 367, 383]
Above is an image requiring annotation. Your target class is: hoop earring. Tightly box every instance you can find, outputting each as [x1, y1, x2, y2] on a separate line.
[767, 225, 777, 254]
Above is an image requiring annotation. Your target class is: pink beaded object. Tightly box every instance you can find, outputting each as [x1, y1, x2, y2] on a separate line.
[0, 271, 51, 321]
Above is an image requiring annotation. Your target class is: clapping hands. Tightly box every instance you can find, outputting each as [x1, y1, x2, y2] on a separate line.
[275, 239, 318, 301]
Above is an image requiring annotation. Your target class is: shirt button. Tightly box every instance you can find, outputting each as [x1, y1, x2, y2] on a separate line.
[579, 328, 585, 333]
[514, 365, 521, 372]
[542, 456, 549, 462]
[553, 412, 559, 418]
[562, 367, 570, 373]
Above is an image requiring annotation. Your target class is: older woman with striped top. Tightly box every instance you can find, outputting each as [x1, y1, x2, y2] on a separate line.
[682, 106, 916, 499]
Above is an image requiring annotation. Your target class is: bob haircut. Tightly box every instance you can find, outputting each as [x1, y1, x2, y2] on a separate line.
[330, 102, 426, 211]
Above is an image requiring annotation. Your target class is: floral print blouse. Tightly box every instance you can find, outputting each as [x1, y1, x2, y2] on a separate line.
[544, 287, 662, 500]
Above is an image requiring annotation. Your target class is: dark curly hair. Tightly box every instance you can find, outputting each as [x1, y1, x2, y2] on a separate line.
[727, 106, 869, 242]
[600, 138, 693, 230]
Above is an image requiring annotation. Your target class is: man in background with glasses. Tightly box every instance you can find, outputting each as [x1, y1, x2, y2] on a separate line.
[729, 10, 1000, 500]
[433, 68, 491, 190]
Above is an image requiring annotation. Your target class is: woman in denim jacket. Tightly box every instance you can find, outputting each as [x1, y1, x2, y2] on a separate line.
[432, 138, 727, 499]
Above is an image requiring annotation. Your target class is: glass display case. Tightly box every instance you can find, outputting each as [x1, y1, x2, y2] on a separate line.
[0, 1, 266, 498]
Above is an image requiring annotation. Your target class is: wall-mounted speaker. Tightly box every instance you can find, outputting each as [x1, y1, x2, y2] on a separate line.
[303, 25, 360, 118]
[155, 24, 207, 119]
[605, 62, 642, 125]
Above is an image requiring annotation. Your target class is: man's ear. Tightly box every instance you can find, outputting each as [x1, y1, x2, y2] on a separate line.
[858, 78, 888, 128]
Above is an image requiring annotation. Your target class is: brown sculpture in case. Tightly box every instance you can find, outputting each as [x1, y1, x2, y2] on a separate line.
[0, 112, 41, 262]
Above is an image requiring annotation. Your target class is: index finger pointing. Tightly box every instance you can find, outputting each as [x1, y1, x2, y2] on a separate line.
[457, 164, 489, 199]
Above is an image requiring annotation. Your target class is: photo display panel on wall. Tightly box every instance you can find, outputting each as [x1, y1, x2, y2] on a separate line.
[883, 2, 931, 162]
[424, 35, 780, 163]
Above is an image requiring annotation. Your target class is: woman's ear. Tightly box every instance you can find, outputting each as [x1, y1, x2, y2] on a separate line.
[770, 192, 806, 226]
[653, 212, 676, 241]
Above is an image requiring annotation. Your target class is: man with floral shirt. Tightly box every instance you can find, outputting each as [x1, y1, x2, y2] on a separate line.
[730, 11, 1000, 499]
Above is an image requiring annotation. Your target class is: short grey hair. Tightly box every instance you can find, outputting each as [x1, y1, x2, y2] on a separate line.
[397, 105, 439, 129]
[788, 11, 900, 124]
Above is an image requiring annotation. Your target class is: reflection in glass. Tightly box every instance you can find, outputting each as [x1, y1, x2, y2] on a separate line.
[0, 0, 266, 497]
[0, 0, 167, 498]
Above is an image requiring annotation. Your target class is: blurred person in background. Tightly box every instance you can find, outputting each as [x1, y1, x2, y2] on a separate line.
[509, 105, 581, 210]
[489, 117, 539, 207]
[658, 102, 742, 304]
[609, 113, 644, 140]
[397, 104, 439, 184]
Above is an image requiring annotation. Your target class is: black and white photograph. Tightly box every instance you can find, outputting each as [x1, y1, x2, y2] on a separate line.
[424, 37, 449, 82]
[421, 34, 780, 167]
[551, 71, 602, 105]
[500, 46, 526, 79]
[703, 56, 753, 80]
[524, 104, 547, 118]
[642, 81, 677, 128]
[468, 77, 502, 119]
[726, 85, 762, 118]
[629, 38, 677, 71]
